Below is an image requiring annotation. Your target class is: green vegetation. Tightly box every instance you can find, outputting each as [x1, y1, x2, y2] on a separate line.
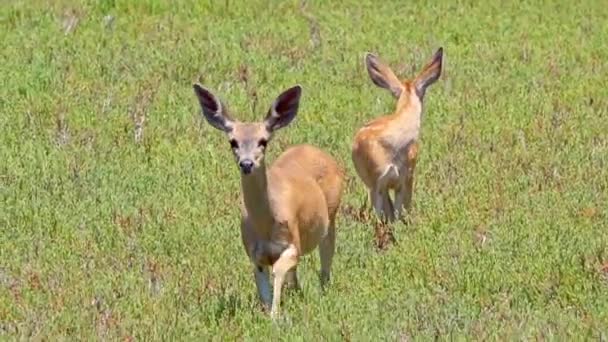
[1, 0, 607, 339]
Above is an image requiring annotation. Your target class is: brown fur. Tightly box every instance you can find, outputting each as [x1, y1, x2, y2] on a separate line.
[241, 144, 344, 265]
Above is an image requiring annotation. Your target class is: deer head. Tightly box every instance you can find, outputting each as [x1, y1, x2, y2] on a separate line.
[193, 84, 302, 175]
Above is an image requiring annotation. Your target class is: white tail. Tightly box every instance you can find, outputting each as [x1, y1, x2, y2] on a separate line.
[352, 48, 443, 222]
[193, 84, 345, 319]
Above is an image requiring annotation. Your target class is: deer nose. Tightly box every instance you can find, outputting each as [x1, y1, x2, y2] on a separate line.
[239, 159, 254, 174]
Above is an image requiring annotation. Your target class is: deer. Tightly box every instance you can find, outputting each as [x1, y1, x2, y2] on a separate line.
[193, 83, 344, 319]
[351, 47, 443, 223]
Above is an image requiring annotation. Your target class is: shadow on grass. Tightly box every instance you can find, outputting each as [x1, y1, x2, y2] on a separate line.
[341, 199, 418, 252]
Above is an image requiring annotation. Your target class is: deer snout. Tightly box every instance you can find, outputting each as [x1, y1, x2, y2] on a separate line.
[239, 159, 254, 174]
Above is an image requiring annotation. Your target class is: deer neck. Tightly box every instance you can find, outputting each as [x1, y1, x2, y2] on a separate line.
[387, 93, 423, 148]
[395, 92, 422, 121]
[394, 94, 422, 126]
[240, 163, 273, 224]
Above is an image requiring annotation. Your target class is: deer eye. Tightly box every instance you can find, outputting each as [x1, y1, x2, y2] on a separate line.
[258, 139, 267, 148]
[229, 139, 239, 149]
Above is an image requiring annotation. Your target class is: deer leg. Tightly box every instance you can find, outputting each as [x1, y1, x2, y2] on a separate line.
[395, 143, 419, 220]
[271, 244, 299, 320]
[253, 265, 272, 310]
[403, 173, 414, 212]
[319, 220, 336, 288]
[381, 189, 396, 222]
[393, 186, 404, 220]
[284, 266, 300, 291]
[403, 142, 419, 214]
[374, 165, 398, 222]
[371, 187, 384, 218]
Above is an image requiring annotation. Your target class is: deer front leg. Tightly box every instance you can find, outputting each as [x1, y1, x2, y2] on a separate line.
[250, 239, 287, 312]
[270, 244, 299, 320]
[319, 221, 336, 288]
[243, 220, 274, 310]
[254, 265, 272, 310]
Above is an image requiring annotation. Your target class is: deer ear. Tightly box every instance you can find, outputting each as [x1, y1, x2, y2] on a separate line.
[264, 85, 302, 132]
[414, 47, 443, 98]
[365, 53, 404, 98]
[193, 84, 234, 132]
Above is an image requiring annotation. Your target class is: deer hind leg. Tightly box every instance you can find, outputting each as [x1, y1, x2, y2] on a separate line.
[319, 218, 336, 288]
[371, 188, 384, 218]
[393, 185, 404, 220]
[372, 188, 395, 222]
[403, 173, 414, 212]
[319, 170, 343, 290]
[394, 173, 413, 220]
[373, 164, 398, 222]
[284, 267, 300, 292]
[395, 142, 419, 219]
[271, 244, 299, 320]
[382, 188, 395, 222]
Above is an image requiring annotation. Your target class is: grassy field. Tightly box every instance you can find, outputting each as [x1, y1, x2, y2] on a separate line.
[1, 0, 608, 340]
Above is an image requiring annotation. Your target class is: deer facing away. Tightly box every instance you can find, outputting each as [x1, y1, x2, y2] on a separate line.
[352, 48, 443, 222]
[193, 84, 344, 319]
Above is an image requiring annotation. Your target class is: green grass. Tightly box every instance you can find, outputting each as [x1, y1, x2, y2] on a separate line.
[1, 0, 607, 339]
